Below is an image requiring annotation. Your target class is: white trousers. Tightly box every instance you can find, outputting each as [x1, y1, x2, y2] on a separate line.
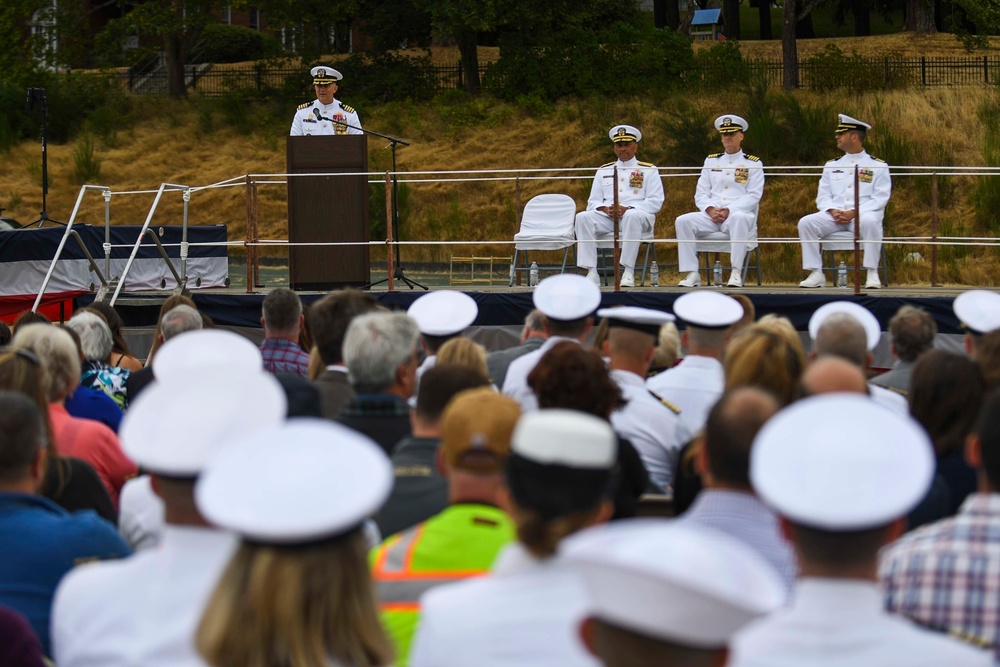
[797, 210, 884, 271]
[575, 209, 653, 271]
[674, 210, 755, 273]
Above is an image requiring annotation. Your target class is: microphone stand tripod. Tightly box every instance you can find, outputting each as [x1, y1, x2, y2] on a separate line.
[25, 87, 66, 229]
[313, 109, 426, 291]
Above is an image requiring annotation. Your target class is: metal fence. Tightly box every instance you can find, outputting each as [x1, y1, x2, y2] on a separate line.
[108, 56, 1000, 96]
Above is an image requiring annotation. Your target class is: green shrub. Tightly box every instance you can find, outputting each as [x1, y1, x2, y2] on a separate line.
[335, 51, 438, 108]
[743, 76, 784, 165]
[689, 41, 750, 89]
[804, 44, 914, 92]
[193, 25, 279, 64]
[656, 99, 716, 168]
[774, 95, 836, 166]
[72, 134, 102, 184]
[973, 98, 1000, 234]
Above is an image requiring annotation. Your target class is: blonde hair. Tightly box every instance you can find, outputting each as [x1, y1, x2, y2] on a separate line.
[197, 529, 392, 667]
[508, 499, 605, 560]
[724, 322, 807, 407]
[650, 321, 681, 370]
[435, 337, 488, 378]
[307, 345, 324, 381]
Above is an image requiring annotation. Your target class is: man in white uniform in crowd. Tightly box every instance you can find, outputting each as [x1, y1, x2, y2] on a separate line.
[798, 113, 891, 289]
[646, 291, 743, 443]
[407, 290, 479, 384]
[502, 274, 601, 412]
[676, 114, 764, 288]
[597, 307, 684, 490]
[289, 65, 363, 136]
[729, 394, 992, 667]
[575, 125, 664, 288]
[51, 339, 287, 667]
[953, 289, 1000, 355]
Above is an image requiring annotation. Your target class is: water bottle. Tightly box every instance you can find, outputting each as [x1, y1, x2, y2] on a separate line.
[529, 261, 539, 287]
[649, 260, 660, 287]
[837, 261, 848, 288]
[713, 260, 723, 287]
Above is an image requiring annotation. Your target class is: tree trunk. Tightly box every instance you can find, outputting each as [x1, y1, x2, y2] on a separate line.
[758, 0, 772, 40]
[783, 0, 798, 89]
[164, 34, 187, 98]
[665, 0, 680, 30]
[457, 29, 480, 95]
[853, 0, 871, 36]
[723, 0, 741, 39]
[796, 11, 815, 38]
[904, 0, 937, 33]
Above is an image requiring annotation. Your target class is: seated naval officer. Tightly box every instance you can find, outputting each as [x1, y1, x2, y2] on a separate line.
[289, 65, 363, 136]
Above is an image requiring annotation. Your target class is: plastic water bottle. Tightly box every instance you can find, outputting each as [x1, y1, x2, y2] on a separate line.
[649, 260, 660, 287]
[837, 261, 848, 288]
[529, 261, 539, 287]
[713, 260, 723, 287]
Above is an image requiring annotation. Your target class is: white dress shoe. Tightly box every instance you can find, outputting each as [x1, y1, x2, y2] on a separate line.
[865, 271, 882, 289]
[799, 270, 827, 288]
[619, 270, 635, 288]
[585, 269, 600, 286]
[727, 272, 743, 288]
[678, 271, 701, 287]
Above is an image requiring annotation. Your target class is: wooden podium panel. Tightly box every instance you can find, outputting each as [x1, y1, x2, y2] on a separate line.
[287, 136, 369, 290]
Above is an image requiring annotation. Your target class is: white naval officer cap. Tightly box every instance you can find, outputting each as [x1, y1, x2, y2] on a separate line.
[751, 394, 934, 531]
[672, 291, 743, 330]
[532, 274, 601, 322]
[407, 290, 478, 336]
[121, 371, 287, 477]
[808, 300, 881, 351]
[715, 114, 748, 134]
[512, 409, 617, 469]
[609, 125, 642, 143]
[953, 289, 1000, 335]
[196, 419, 392, 544]
[836, 113, 871, 133]
[563, 520, 786, 648]
[310, 65, 343, 85]
[596, 306, 675, 337]
[152, 329, 263, 385]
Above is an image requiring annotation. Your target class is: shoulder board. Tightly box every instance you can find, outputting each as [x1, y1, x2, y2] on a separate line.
[297, 102, 311, 110]
[601, 161, 616, 168]
[871, 155, 886, 163]
[637, 161, 655, 167]
[707, 152, 723, 159]
[887, 386, 908, 397]
[648, 390, 681, 415]
[341, 103, 356, 114]
[827, 155, 843, 163]
[746, 154, 761, 162]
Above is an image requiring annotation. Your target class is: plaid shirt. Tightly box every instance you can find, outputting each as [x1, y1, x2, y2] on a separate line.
[259, 338, 310, 376]
[879, 493, 1000, 655]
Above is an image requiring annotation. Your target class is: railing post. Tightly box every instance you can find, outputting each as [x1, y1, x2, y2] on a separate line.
[931, 173, 939, 287]
[386, 171, 395, 292]
[102, 188, 112, 279]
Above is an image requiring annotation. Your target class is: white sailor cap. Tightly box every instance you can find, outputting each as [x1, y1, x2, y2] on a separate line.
[836, 113, 871, 133]
[564, 520, 786, 648]
[121, 371, 286, 476]
[310, 66, 343, 85]
[808, 301, 881, 351]
[196, 419, 392, 544]
[673, 291, 743, 330]
[609, 125, 642, 143]
[512, 409, 616, 469]
[407, 291, 478, 336]
[532, 274, 601, 322]
[152, 329, 263, 386]
[715, 114, 748, 134]
[596, 306, 675, 337]
[751, 394, 934, 530]
[953, 290, 1000, 335]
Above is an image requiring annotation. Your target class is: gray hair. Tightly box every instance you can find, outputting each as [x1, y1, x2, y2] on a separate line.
[814, 312, 868, 367]
[262, 288, 303, 333]
[66, 310, 113, 362]
[11, 324, 81, 401]
[161, 305, 204, 341]
[524, 309, 545, 333]
[342, 312, 420, 392]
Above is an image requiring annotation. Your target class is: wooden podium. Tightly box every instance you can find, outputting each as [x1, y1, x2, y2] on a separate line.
[286, 136, 369, 290]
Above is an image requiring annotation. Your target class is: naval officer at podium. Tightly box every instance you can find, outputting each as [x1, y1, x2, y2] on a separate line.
[289, 66, 364, 136]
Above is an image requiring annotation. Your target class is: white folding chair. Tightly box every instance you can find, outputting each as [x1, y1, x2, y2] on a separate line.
[509, 194, 577, 286]
[819, 229, 889, 286]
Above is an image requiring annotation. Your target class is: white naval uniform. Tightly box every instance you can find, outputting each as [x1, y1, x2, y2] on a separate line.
[798, 150, 891, 271]
[118, 475, 165, 552]
[609, 369, 684, 490]
[410, 543, 598, 667]
[675, 150, 764, 273]
[51, 525, 239, 667]
[289, 98, 363, 136]
[645, 355, 724, 444]
[575, 157, 664, 271]
[416, 354, 436, 383]
[869, 382, 908, 416]
[502, 336, 580, 413]
[728, 579, 992, 667]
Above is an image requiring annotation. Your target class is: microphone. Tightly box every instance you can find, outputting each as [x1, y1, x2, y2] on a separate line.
[312, 107, 330, 122]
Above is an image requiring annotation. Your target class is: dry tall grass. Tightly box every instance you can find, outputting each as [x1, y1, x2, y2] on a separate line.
[2, 40, 999, 286]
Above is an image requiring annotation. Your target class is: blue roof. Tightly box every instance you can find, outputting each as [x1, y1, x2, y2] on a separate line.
[691, 9, 722, 26]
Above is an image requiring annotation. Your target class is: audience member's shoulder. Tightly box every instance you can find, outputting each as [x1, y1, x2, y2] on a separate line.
[59, 507, 131, 555]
